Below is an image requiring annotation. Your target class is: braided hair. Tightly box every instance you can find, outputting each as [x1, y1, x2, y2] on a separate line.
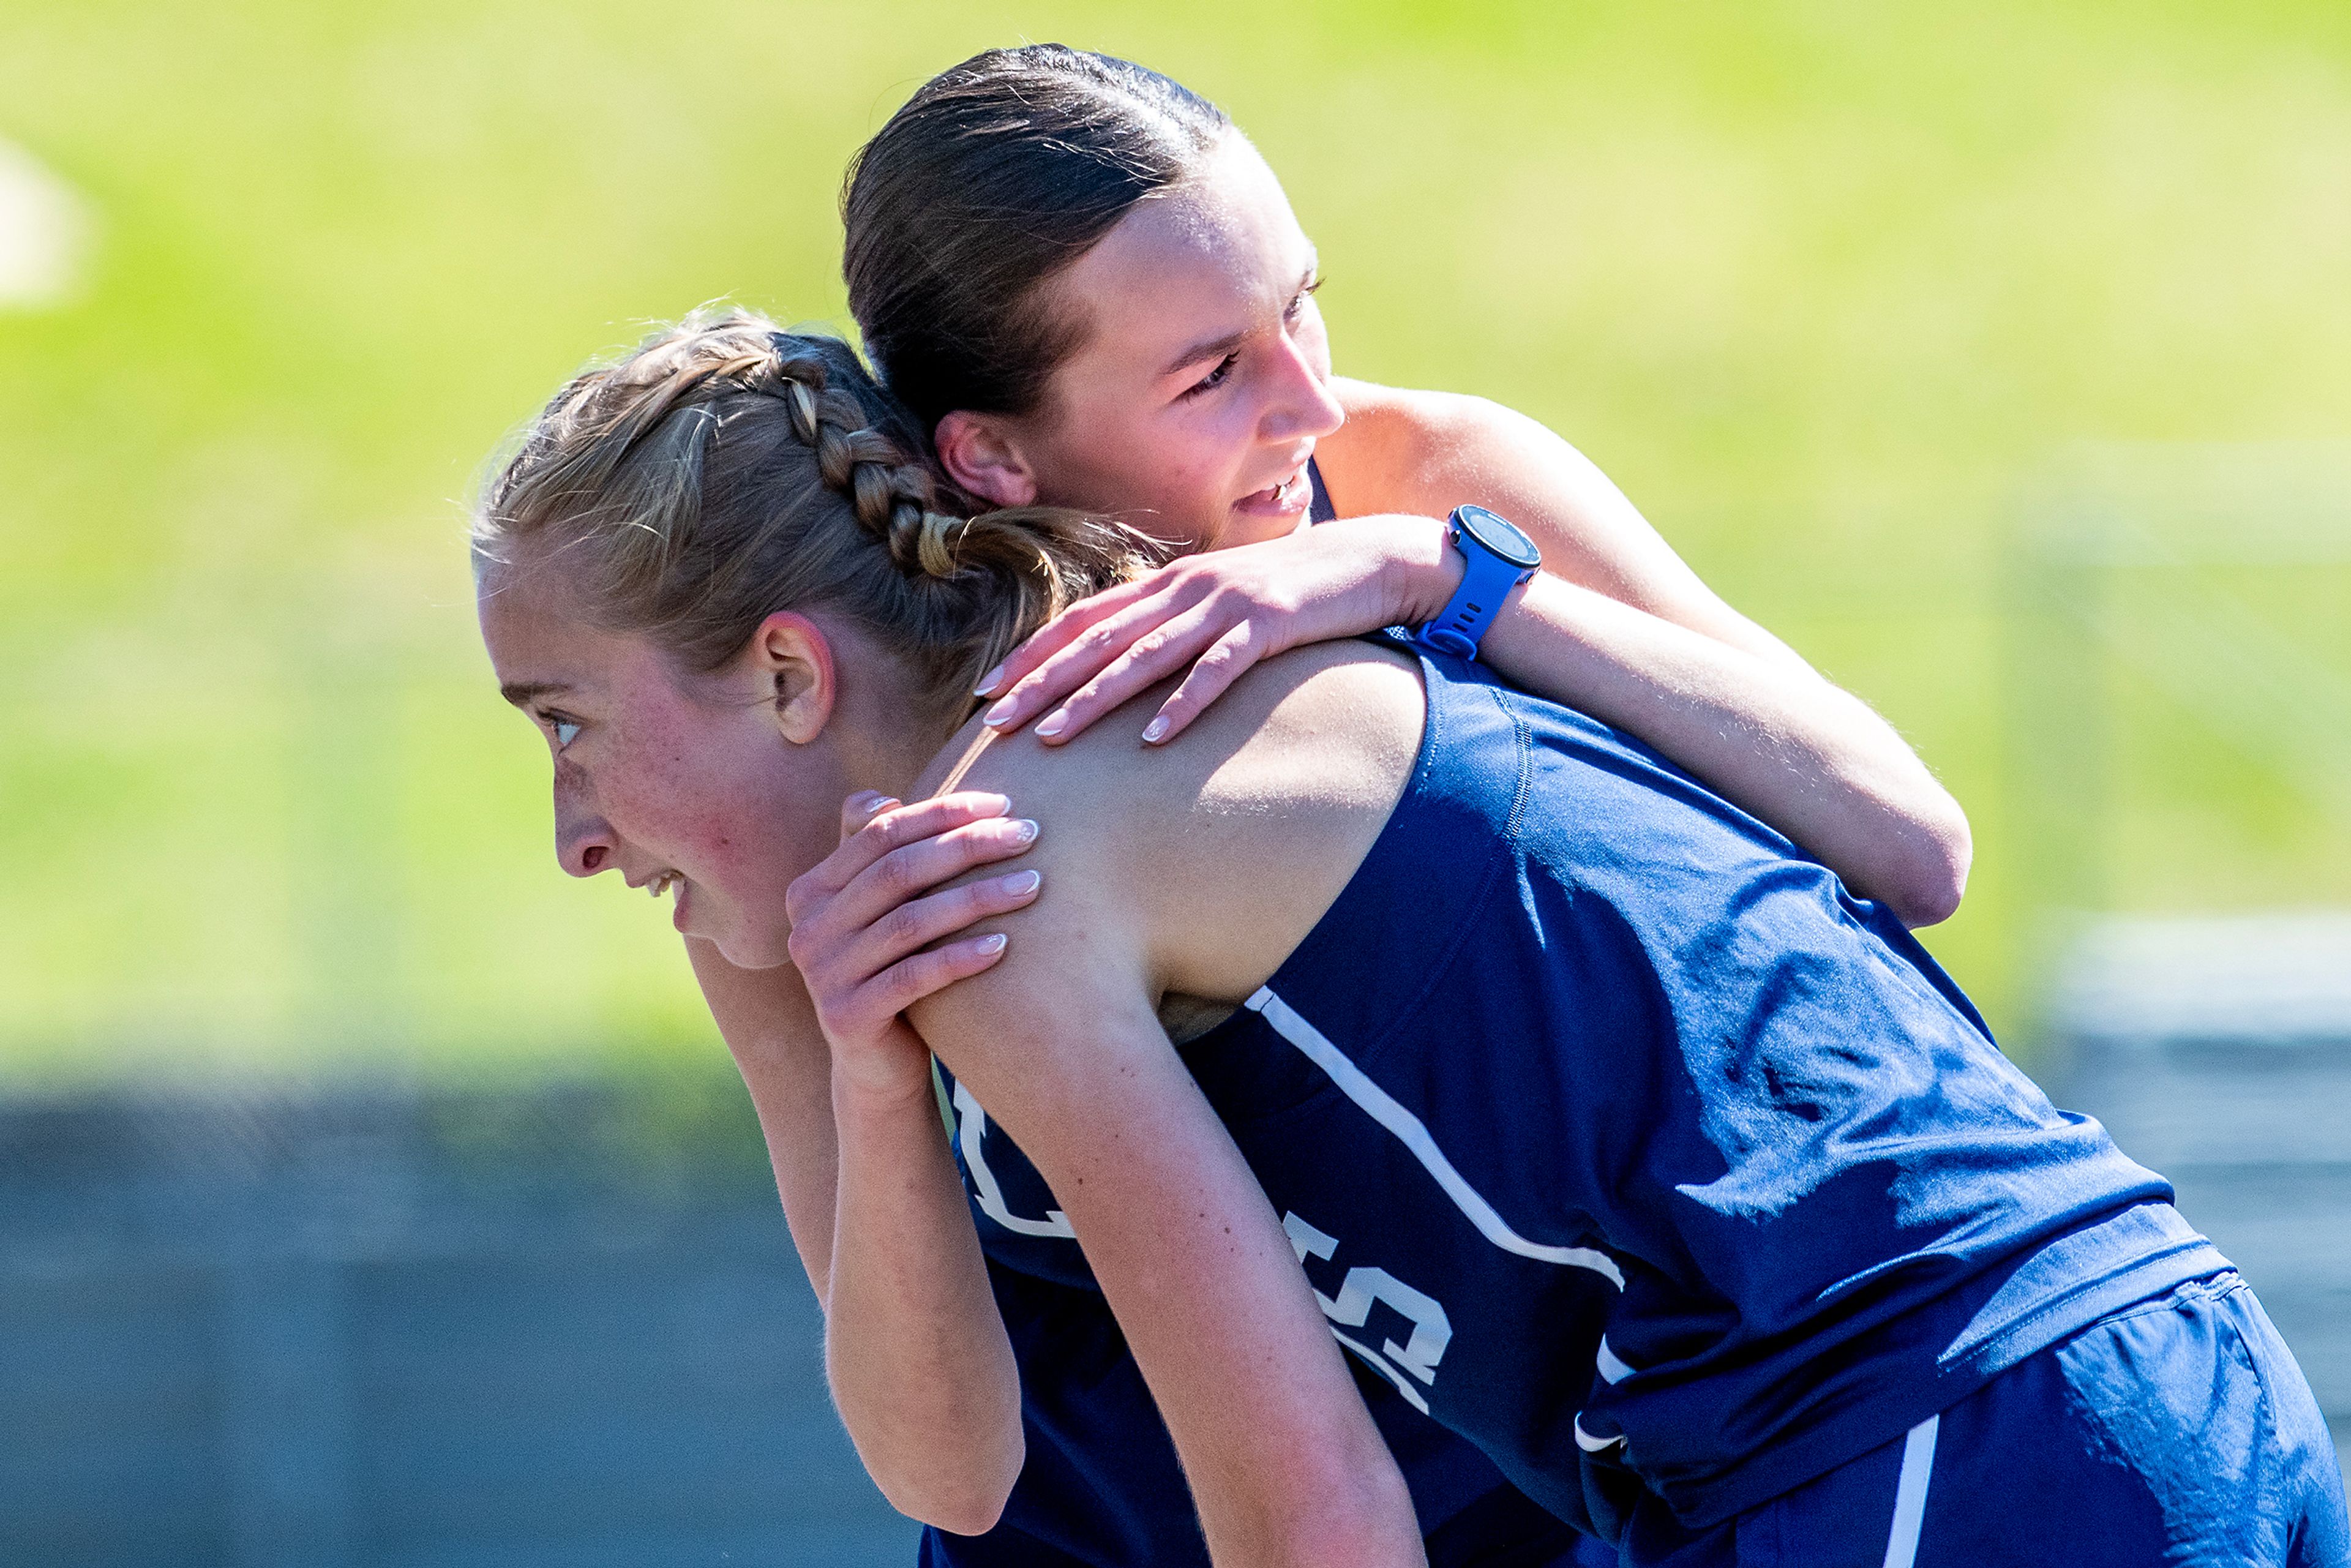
[474, 309, 1165, 718]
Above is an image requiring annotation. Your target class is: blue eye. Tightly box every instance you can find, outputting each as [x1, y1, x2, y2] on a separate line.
[552, 720, 582, 748]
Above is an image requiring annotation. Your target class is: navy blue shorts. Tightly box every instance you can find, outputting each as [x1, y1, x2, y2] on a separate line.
[1615, 1274, 2348, 1567]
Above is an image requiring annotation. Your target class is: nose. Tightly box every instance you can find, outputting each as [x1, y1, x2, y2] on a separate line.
[558, 822, 615, 879]
[553, 773, 616, 880]
[1261, 330, 1346, 446]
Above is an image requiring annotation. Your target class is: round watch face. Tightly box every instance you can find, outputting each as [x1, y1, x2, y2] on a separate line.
[1452, 504, 1543, 571]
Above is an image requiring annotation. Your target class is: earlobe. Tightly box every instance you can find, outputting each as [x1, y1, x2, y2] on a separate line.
[749, 613, 837, 745]
[935, 410, 1041, 508]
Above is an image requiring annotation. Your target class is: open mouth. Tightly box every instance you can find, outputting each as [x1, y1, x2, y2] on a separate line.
[1238, 467, 1310, 512]
[642, 871, 683, 902]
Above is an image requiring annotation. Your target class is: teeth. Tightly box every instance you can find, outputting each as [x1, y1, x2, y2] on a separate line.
[646, 873, 678, 900]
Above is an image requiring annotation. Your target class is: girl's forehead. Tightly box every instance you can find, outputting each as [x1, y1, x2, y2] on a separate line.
[476, 555, 636, 696]
[1053, 141, 1314, 371]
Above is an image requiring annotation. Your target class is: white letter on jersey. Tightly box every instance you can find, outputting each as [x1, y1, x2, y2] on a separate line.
[954, 1082, 1075, 1239]
[1283, 1211, 1454, 1402]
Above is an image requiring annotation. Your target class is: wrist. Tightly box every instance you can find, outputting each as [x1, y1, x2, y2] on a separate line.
[1376, 515, 1464, 628]
[831, 1033, 943, 1122]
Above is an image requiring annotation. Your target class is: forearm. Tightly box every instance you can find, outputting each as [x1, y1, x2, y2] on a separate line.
[688, 939, 842, 1297]
[915, 974, 1426, 1568]
[1502, 579, 1967, 922]
[826, 1056, 1023, 1533]
[1327, 387, 1971, 921]
[1379, 525, 1968, 923]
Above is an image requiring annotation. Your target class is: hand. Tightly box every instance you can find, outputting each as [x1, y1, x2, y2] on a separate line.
[784, 790, 1044, 1097]
[972, 514, 1458, 747]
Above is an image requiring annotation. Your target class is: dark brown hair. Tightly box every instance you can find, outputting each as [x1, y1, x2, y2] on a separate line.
[474, 310, 1164, 718]
[842, 45, 1232, 435]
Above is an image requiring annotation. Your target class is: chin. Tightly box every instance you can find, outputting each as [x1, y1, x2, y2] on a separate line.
[710, 931, 795, 970]
[1217, 510, 1311, 550]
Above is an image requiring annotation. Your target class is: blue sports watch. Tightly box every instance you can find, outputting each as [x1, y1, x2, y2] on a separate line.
[1414, 505, 1542, 660]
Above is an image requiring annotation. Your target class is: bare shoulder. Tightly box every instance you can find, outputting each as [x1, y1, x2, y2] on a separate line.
[1319, 377, 1565, 517]
[912, 639, 1426, 1005]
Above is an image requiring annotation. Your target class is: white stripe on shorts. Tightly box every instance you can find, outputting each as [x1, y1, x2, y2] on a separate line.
[1882, 1413, 1940, 1568]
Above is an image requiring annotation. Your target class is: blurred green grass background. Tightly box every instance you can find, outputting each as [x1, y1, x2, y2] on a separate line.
[4, 0, 2348, 1082]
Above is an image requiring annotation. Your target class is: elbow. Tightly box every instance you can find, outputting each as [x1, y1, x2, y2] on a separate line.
[894, 1485, 1014, 1540]
[871, 1436, 1022, 1538]
[1885, 795, 1973, 929]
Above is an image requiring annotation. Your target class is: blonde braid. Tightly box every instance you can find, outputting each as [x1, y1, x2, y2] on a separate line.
[476, 308, 1170, 717]
[758, 340, 967, 579]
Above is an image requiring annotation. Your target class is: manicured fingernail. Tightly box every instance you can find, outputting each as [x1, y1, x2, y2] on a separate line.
[999, 869, 1040, 895]
[975, 932, 1008, 955]
[973, 665, 1006, 698]
[865, 795, 900, 817]
[972, 792, 1011, 815]
[1034, 711, 1067, 738]
[849, 790, 884, 810]
[1009, 819, 1039, 843]
[983, 697, 1018, 728]
[1141, 717, 1169, 744]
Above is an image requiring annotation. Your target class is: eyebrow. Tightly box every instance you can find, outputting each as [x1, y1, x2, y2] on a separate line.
[1157, 260, 1322, 379]
[499, 680, 571, 708]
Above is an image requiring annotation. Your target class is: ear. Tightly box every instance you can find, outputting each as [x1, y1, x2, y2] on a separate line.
[934, 410, 1041, 508]
[744, 612, 838, 745]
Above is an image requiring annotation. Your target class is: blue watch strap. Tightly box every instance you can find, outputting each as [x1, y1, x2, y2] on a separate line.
[1415, 509, 1538, 660]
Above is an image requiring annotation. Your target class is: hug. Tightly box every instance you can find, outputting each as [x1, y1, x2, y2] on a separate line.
[474, 44, 2348, 1568]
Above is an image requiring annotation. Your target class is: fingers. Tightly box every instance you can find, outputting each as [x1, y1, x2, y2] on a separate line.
[858, 930, 1014, 1019]
[983, 571, 1218, 729]
[974, 577, 1156, 702]
[787, 790, 1045, 1041]
[1139, 621, 1270, 746]
[819, 812, 1040, 938]
[1027, 601, 1226, 744]
[986, 583, 1215, 737]
[789, 790, 1015, 920]
[837, 865, 1042, 997]
[837, 789, 898, 846]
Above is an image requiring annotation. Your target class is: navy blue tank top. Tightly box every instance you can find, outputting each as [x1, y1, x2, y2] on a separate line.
[1307, 456, 1338, 524]
[922, 462, 1594, 1567]
[939, 635, 2229, 1546]
[945, 639, 2226, 1536]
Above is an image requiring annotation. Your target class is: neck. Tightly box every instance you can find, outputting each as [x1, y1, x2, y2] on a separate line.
[830, 683, 966, 806]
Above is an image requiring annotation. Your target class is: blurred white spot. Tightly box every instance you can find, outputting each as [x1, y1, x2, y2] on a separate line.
[0, 138, 91, 309]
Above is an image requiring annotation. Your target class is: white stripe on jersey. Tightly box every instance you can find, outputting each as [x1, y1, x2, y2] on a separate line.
[1246, 988, 1625, 1288]
[1572, 1412, 1625, 1452]
[1882, 1414, 1940, 1568]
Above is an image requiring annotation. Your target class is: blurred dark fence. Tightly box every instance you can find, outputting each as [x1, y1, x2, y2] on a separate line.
[10, 914, 2347, 1568]
[0, 1072, 920, 1568]
[2053, 912, 2351, 1467]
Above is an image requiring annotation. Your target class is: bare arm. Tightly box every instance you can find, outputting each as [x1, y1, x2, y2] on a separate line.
[1324, 383, 1970, 923]
[905, 795, 1425, 1568]
[691, 794, 1043, 1529]
[687, 939, 841, 1297]
[825, 1027, 1022, 1534]
[979, 386, 1970, 925]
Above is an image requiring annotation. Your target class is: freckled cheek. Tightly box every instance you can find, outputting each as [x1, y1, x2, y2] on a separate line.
[670, 778, 820, 887]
